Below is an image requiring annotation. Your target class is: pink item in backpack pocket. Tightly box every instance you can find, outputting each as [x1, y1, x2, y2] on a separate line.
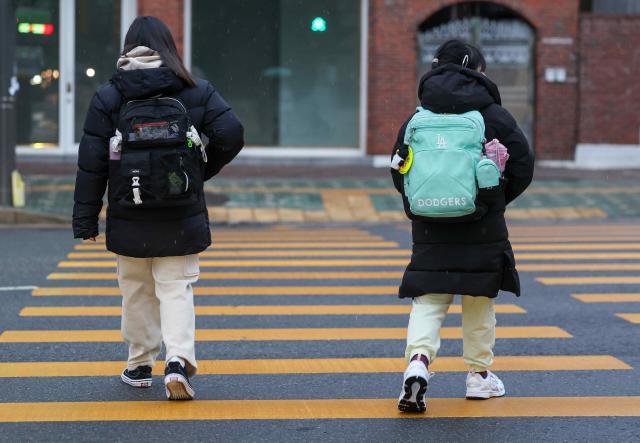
[484, 139, 509, 175]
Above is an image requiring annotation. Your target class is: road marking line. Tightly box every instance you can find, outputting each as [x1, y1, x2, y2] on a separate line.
[516, 253, 640, 260]
[538, 277, 640, 285]
[615, 313, 640, 324]
[89, 235, 385, 243]
[572, 294, 640, 303]
[66, 251, 640, 261]
[73, 242, 640, 252]
[67, 250, 413, 259]
[1, 397, 639, 421]
[513, 243, 640, 251]
[0, 355, 628, 378]
[518, 264, 640, 271]
[511, 237, 640, 242]
[55, 261, 640, 271]
[18, 304, 526, 317]
[47, 271, 405, 280]
[46, 263, 640, 279]
[508, 224, 640, 232]
[57, 259, 411, 268]
[74, 242, 399, 251]
[0, 286, 38, 291]
[32, 286, 399, 296]
[0, 326, 572, 343]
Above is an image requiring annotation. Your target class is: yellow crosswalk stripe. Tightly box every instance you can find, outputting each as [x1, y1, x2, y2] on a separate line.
[513, 243, 640, 251]
[1, 397, 639, 421]
[89, 235, 385, 243]
[518, 264, 640, 271]
[509, 225, 640, 233]
[73, 242, 640, 252]
[46, 263, 640, 279]
[18, 304, 526, 317]
[47, 271, 404, 280]
[88, 235, 640, 244]
[538, 277, 640, 285]
[66, 251, 640, 260]
[0, 326, 571, 343]
[55, 261, 640, 271]
[572, 293, 640, 303]
[57, 259, 410, 268]
[67, 250, 413, 259]
[511, 236, 640, 242]
[0, 355, 628, 378]
[615, 313, 640, 324]
[516, 253, 640, 260]
[32, 286, 399, 296]
[74, 241, 399, 251]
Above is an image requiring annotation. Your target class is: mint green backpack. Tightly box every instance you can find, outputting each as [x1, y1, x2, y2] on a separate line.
[402, 107, 499, 218]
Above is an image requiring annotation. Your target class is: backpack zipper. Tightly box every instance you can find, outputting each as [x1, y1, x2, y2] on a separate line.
[180, 155, 189, 193]
[125, 97, 188, 113]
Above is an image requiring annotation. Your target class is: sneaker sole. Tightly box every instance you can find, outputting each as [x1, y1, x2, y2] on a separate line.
[465, 390, 506, 400]
[120, 373, 152, 388]
[164, 374, 195, 400]
[398, 376, 428, 413]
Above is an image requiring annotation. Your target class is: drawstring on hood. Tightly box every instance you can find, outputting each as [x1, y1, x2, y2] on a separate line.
[117, 46, 162, 71]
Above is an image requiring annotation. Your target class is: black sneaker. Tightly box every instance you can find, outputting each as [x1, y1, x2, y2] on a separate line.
[121, 366, 153, 388]
[164, 361, 195, 400]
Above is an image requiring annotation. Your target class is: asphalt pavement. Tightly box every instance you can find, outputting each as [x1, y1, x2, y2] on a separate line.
[0, 222, 639, 442]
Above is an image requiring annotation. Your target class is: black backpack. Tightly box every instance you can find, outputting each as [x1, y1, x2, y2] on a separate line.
[111, 96, 207, 208]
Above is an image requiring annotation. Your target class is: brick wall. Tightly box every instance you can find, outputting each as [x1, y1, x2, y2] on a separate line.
[579, 14, 640, 145]
[137, 0, 185, 56]
[367, 0, 580, 160]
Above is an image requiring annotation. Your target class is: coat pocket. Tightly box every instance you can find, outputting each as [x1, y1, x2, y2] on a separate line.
[184, 254, 200, 277]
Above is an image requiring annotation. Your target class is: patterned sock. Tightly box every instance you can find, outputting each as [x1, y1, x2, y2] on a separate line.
[410, 353, 429, 368]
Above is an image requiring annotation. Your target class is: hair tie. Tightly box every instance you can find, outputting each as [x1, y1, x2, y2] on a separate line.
[462, 54, 469, 68]
[432, 57, 439, 65]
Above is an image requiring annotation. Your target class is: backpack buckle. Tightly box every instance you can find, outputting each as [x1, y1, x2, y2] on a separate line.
[131, 176, 142, 205]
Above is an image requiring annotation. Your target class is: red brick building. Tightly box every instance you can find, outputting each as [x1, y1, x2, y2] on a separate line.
[14, 0, 640, 166]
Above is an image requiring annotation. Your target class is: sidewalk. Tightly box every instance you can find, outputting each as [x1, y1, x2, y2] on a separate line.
[12, 160, 640, 224]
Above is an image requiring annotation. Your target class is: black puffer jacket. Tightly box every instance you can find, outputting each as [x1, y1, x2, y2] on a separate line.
[391, 64, 534, 298]
[72, 67, 244, 257]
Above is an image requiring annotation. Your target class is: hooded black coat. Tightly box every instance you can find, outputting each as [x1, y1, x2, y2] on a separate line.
[72, 67, 244, 257]
[391, 64, 534, 298]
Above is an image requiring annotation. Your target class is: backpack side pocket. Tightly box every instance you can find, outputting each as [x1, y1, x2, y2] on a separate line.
[476, 158, 500, 189]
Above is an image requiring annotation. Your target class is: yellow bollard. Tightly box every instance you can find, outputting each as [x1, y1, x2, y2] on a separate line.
[11, 170, 25, 208]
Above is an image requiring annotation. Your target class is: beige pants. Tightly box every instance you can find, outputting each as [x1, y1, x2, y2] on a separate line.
[405, 293, 496, 372]
[117, 254, 200, 376]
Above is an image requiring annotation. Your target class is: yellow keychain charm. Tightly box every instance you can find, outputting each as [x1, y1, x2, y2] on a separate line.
[398, 146, 413, 175]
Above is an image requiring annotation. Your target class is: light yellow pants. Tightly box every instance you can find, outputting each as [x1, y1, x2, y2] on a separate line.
[117, 254, 200, 376]
[405, 293, 496, 372]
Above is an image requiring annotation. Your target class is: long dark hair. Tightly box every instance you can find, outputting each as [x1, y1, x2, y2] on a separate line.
[122, 16, 196, 87]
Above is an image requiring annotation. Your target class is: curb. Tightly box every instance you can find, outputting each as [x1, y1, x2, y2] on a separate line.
[0, 207, 69, 225]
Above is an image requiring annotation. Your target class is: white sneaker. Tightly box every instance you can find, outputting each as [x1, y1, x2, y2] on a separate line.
[398, 360, 432, 413]
[465, 370, 506, 399]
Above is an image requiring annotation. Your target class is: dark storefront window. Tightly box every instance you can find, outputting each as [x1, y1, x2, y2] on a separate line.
[74, 0, 121, 142]
[192, 0, 361, 148]
[581, 0, 640, 13]
[15, 0, 59, 147]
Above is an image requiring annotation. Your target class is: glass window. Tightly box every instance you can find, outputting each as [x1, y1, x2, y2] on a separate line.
[75, 0, 121, 142]
[15, 0, 59, 148]
[581, 0, 640, 13]
[192, 0, 361, 148]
